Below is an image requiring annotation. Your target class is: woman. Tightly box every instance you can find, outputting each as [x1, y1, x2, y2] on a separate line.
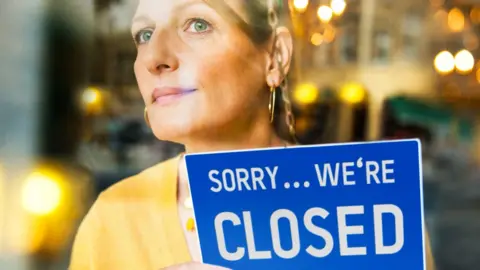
[70, 0, 435, 269]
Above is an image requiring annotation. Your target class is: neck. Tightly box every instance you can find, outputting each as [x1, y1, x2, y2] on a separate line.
[184, 129, 285, 153]
[183, 109, 285, 153]
[177, 113, 286, 200]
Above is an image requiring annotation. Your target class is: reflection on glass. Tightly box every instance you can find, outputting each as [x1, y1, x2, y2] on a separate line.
[402, 12, 422, 60]
[372, 30, 391, 64]
[339, 27, 358, 63]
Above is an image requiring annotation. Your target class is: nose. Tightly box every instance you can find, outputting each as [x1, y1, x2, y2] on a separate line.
[143, 31, 179, 74]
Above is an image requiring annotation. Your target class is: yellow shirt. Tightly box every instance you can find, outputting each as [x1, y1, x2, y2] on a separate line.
[70, 155, 191, 269]
[70, 155, 436, 270]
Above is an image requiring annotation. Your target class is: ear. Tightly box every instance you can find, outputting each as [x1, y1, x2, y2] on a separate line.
[265, 26, 293, 87]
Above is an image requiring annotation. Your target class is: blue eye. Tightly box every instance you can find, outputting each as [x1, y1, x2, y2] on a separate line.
[135, 29, 153, 44]
[186, 19, 212, 33]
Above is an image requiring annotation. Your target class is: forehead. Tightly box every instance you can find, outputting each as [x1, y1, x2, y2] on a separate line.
[133, 0, 245, 22]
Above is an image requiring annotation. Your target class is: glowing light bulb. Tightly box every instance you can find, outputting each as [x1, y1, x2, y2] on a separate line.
[434, 51, 455, 75]
[294, 83, 318, 105]
[340, 83, 366, 104]
[454, 49, 474, 74]
[447, 8, 465, 32]
[475, 68, 480, 83]
[22, 172, 62, 215]
[317, 6, 333, 23]
[331, 0, 346, 16]
[293, 0, 309, 12]
[311, 33, 323, 46]
[82, 87, 101, 105]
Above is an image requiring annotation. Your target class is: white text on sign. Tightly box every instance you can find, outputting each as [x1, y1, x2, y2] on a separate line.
[314, 159, 396, 186]
[207, 159, 396, 192]
[213, 205, 404, 261]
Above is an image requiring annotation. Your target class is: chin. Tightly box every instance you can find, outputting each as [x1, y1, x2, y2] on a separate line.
[150, 120, 197, 144]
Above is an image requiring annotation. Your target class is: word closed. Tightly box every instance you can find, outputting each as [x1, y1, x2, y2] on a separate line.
[214, 204, 404, 261]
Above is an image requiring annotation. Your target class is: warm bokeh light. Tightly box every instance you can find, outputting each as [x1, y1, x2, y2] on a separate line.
[293, 0, 309, 12]
[464, 33, 479, 51]
[317, 5, 333, 23]
[430, 0, 445, 8]
[470, 7, 480, 24]
[331, 0, 346, 16]
[293, 83, 319, 105]
[295, 117, 310, 133]
[434, 51, 455, 74]
[311, 33, 323, 46]
[455, 49, 475, 74]
[447, 8, 465, 32]
[82, 86, 104, 114]
[339, 83, 366, 104]
[442, 82, 461, 96]
[476, 68, 480, 83]
[311, 25, 336, 45]
[434, 9, 448, 30]
[323, 25, 336, 43]
[82, 87, 101, 104]
[22, 171, 62, 216]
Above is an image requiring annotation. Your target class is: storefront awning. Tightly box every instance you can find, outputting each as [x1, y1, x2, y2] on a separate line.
[386, 96, 474, 140]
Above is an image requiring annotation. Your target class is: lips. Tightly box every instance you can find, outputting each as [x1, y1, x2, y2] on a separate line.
[151, 87, 197, 105]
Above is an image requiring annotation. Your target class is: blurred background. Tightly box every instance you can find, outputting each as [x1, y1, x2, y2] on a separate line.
[0, 0, 479, 269]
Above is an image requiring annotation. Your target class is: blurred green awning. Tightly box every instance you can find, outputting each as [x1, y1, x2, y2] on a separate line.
[386, 96, 474, 140]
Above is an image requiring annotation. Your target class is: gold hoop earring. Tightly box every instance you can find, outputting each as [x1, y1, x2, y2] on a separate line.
[144, 107, 151, 128]
[268, 86, 276, 123]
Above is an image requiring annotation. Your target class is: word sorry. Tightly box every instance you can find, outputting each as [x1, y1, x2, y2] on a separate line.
[214, 204, 404, 261]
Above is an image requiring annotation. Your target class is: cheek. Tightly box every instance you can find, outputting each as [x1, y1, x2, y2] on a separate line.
[134, 58, 151, 104]
[177, 63, 199, 88]
[194, 46, 266, 110]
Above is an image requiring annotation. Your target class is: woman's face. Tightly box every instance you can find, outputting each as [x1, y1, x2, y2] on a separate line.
[132, 0, 271, 142]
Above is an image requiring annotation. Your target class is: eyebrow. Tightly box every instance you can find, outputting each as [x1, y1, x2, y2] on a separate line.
[131, 15, 150, 26]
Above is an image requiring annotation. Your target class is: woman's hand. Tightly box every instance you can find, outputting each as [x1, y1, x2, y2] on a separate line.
[160, 262, 230, 270]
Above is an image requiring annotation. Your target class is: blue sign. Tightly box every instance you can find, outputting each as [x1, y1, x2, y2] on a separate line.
[185, 140, 426, 270]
